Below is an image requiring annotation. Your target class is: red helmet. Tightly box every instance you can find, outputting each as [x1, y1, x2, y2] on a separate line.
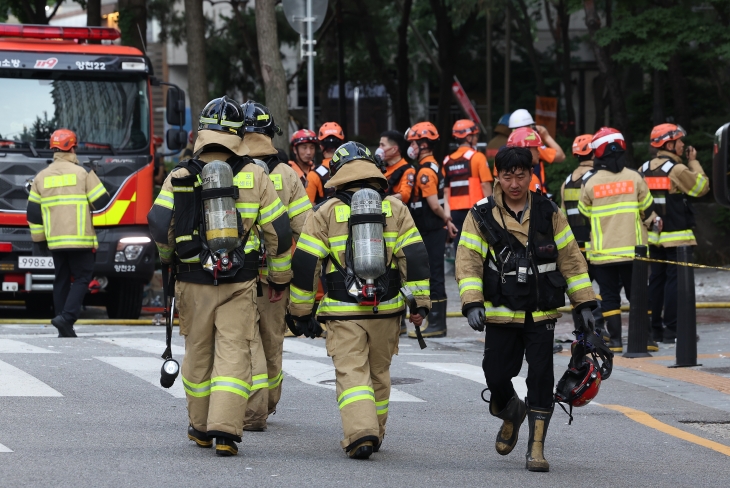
[591, 127, 625, 159]
[318, 122, 345, 141]
[291, 129, 318, 147]
[452, 119, 479, 139]
[555, 358, 602, 409]
[572, 134, 593, 156]
[49, 129, 77, 151]
[406, 121, 439, 141]
[650, 123, 686, 148]
[506, 127, 542, 148]
[188, 130, 194, 144]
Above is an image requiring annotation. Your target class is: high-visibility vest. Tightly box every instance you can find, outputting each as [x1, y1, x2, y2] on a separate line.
[443, 149, 483, 210]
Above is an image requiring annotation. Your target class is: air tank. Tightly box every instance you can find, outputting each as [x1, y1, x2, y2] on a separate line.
[350, 188, 386, 280]
[253, 158, 270, 175]
[201, 160, 240, 253]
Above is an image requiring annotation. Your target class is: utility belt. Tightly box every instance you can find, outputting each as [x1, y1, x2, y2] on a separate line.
[175, 248, 260, 285]
[325, 268, 401, 304]
[487, 261, 556, 275]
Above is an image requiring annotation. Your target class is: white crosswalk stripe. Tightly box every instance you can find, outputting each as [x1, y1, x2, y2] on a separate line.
[95, 357, 186, 399]
[0, 359, 62, 396]
[283, 339, 328, 358]
[0, 339, 57, 354]
[0, 443, 12, 453]
[409, 362, 528, 399]
[96, 338, 185, 357]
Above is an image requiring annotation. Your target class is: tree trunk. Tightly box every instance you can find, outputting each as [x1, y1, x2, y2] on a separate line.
[86, 0, 102, 44]
[118, 0, 147, 52]
[395, 0, 413, 130]
[429, 0, 455, 159]
[512, 0, 547, 96]
[583, 0, 634, 165]
[336, 0, 348, 135]
[652, 69, 665, 126]
[255, 0, 290, 150]
[592, 73, 606, 131]
[668, 54, 690, 130]
[185, 0, 209, 136]
[230, 2, 264, 90]
[557, 1, 575, 137]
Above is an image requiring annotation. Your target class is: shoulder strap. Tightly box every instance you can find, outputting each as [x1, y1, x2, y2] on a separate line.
[659, 158, 676, 175]
[264, 154, 281, 173]
[175, 157, 205, 175]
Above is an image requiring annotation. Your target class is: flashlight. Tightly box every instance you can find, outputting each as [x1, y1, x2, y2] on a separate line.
[160, 358, 180, 388]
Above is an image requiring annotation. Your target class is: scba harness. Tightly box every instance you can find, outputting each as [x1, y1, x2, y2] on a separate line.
[470, 193, 568, 315]
[171, 156, 259, 285]
[640, 159, 696, 231]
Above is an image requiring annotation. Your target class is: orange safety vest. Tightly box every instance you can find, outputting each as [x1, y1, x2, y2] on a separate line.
[443, 149, 483, 210]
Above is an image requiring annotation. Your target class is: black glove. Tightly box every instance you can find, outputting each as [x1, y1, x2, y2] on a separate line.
[579, 308, 596, 335]
[33, 241, 50, 257]
[296, 316, 323, 339]
[285, 313, 303, 337]
[466, 306, 486, 332]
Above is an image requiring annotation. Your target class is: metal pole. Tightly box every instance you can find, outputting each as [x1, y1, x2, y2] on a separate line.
[504, 7, 511, 114]
[306, 0, 315, 130]
[486, 8, 492, 139]
[671, 246, 701, 368]
[353, 86, 360, 135]
[336, 0, 347, 135]
[624, 245, 651, 357]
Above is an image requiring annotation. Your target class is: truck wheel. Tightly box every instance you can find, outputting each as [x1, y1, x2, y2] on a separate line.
[106, 279, 144, 319]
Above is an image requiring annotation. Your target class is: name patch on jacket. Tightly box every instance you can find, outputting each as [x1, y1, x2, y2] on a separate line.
[233, 172, 254, 188]
[593, 181, 634, 199]
[269, 173, 283, 190]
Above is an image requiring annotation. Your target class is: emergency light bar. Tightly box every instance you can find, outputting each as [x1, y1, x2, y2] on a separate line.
[0, 23, 120, 41]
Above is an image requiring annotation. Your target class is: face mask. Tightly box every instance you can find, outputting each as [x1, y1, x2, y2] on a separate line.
[375, 147, 386, 160]
[407, 145, 419, 160]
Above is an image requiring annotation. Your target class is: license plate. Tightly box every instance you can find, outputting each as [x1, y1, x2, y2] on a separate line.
[18, 256, 55, 269]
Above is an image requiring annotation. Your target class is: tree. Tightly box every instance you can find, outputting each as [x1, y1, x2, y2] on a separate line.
[511, 0, 547, 97]
[86, 0, 101, 27]
[255, 0, 290, 150]
[0, 0, 65, 24]
[184, 0, 209, 133]
[395, 0, 413, 130]
[118, 0, 147, 52]
[544, 0, 577, 137]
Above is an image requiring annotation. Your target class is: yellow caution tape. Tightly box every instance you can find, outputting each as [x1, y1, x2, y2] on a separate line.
[589, 251, 730, 271]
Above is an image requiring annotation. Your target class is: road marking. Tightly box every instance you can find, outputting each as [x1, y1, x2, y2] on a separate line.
[0, 443, 12, 453]
[603, 404, 730, 457]
[0, 330, 167, 340]
[0, 339, 57, 354]
[95, 357, 185, 399]
[0, 359, 62, 396]
[96, 338, 185, 357]
[283, 340, 328, 358]
[282, 359, 424, 402]
[409, 362, 528, 399]
[610, 355, 730, 395]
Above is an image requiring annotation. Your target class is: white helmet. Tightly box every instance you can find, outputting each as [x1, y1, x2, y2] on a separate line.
[508, 109, 535, 129]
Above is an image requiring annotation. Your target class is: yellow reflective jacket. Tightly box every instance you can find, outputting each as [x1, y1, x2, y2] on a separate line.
[26, 151, 110, 250]
[455, 182, 596, 325]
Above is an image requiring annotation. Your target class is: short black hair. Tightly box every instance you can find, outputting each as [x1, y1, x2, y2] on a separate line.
[380, 130, 406, 156]
[495, 146, 532, 174]
[320, 136, 341, 151]
[578, 154, 593, 163]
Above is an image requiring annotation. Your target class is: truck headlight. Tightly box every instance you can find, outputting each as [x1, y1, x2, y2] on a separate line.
[116, 236, 151, 262]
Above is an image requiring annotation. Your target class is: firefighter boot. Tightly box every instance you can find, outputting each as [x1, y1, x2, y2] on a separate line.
[646, 319, 659, 352]
[490, 393, 527, 455]
[51, 315, 77, 338]
[409, 299, 447, 338]
[525, 402, 553, 472]
[605, 314, 623, 353]
[187, 426, 212, 448]
[347, 439, 374, 460]
[215, 437, 238, 457]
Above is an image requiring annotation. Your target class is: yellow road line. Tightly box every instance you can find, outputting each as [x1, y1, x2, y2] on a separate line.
[603, 404, 730, 457]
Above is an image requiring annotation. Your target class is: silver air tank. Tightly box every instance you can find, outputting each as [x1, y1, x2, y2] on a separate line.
[201, 160, 240, 253]
[253, 158, 270, 175]
[350, 188, 386, 280]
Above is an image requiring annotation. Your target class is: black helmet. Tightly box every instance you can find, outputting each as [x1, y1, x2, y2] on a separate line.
[241, 100, 282, 139]
[329, 141, 378, 177]
[199, 96, 245, 137]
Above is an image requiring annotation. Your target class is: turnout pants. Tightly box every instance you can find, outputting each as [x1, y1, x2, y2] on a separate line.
[51, 249, 95, 324]
[326, 316, 401, 450]
[245, 284, 289, 428]
[593, 262, 633, 317]
[482, 314, 555, 409]
[176, 279, 258, 442]
[648, 245, 689, 336]
[421, 227, 446, 301]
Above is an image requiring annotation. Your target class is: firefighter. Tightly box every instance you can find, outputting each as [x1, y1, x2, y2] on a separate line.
[147, 96, 292, 456]
[26, 128, 110, 338]
[405, 122, 457, 338]
[560, 134, 595, 262]
[443, 119, 494, 245]
[578, 127, 660, 353]
[240, 101, 312, 431]
[307, 122, 344, 204]
[641, 124, 709, 343]
[288, 141, 431, 459]
[377, 130, 415, 202]
[508, 109, 566, 193]
[486, 114, 511, 165]
[455, 145, 597, 472]
[289, 129, 318, 190]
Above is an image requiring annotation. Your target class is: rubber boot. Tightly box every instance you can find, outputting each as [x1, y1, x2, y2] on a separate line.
[525, 402, 553, 472]
[489, 393, 527, 455]
[347, 439, 374, 460]
[215, 437, 238, 456]
[51, 315, 77, 338]
[646, 318, 659, 352]
[605, 314, 623, 353]
[187, 426, 212, 448]
[409, 299, 447, 338]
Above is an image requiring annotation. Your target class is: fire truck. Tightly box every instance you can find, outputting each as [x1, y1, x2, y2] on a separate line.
[0, 24, 187, 318]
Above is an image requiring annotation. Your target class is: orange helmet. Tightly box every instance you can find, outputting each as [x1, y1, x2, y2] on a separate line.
[318, 122, 344, 141]
[452, 119, 478, 139]
[506, 127, 542, 148]
[572, 134, 593, 156]
[650, 123, 686, 148]
[406, 121, 439, 141]
[49, 129, 77, 151]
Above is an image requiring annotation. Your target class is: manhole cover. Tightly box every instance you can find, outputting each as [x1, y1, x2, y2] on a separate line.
[701, 367, 730, 374]
[679, 421, 730, 440]
[318, 377, 423, 386]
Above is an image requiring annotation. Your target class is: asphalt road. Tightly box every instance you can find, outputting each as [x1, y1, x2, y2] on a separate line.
[1, 321, 729, 487]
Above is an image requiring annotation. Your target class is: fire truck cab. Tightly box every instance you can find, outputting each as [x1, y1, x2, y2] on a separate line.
[0, 24, 186, 318]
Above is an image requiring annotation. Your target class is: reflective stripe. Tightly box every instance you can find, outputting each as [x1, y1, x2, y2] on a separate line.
[298, 234, 329, 258]
[458, 277, 483, 295]
[639, 192, 653, 211]
[657, 230, 695, 244]
[179, 255, 200, 263]
[87, 182, 106, 203]
[154, 190, 174, 209]
[653, 197, 666, 204]
[487, 261, 556, 274]
[28, 223, 44, 235]
[337, 385, 375, 409]
[458, 231, 488, 258]
[394, 227, 422, 252]
[290, 284, 316, 304]
[259, 198, 286, 224]
[157, 246, 173, 259]
[590, 201, 640, 216]
[554, 226, 575, 250]
[199, 116, 243, 128]
[577, 200, 591, 217]
[244, 233, 261, 253]
[182, 376, 211, 398]
[384, 231, 398, 249]
[28, 191, 41, 204]
[404, 279, 430, 296]
[410, 198, 444, 209]
[687, 174, 708, 197]
[566, 273, 592, 294]
[44, 174, 77, 188]
[589, 246, 636, 262]
[250, 374, 269, 391]
[236, 202, 259, 219]
[47, 236, 97, 246]
[566, 208, 580, 215]
[269, 254, 291, 272]
[175, 235, 192, 243]
[39, 194, 88, 205]
[450, 180, 470, 187]
[376, 399, 389, 415]
[318, 295, 405, 314]
[648, 231, 660, 245]
[329, 235, 348, 255]
[172, 186, 194, 192]
[210, 376, 251, 399]
[484, 302, 525, 319]
[268, 370, 284, 389]
[288, 195, 312, 218]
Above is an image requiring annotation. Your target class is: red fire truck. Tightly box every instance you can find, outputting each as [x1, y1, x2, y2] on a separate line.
[0, 24, 186, 318]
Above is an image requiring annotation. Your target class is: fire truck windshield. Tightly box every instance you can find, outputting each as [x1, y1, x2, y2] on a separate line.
[0, 74, 149, 153]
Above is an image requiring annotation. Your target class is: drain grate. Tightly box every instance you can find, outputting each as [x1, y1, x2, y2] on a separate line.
[701, 367, 730, 374]
[318, 377, 423, 386]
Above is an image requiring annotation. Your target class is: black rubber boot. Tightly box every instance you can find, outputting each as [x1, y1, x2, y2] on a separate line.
[646, 320, 659, 352]
[187, 426, 212, 448]
[51, 315, 77, 338]
[409, 299, 447, 338]
[605, 314, 623, 352]
[215, 437, 238, 456]
[347, 438, 375, 459]
[525, 402, 553, 472]
[489, 393, 527, 456]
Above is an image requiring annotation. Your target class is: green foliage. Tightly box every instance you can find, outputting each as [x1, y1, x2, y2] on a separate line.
[18, 111, 56, 144]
